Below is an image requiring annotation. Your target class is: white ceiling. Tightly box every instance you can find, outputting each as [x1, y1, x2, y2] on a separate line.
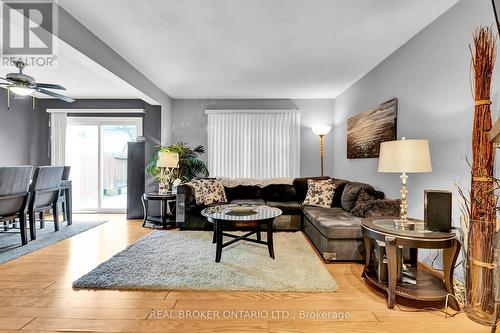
[0, 38, 155, 102]
[59, 0, 459, 99]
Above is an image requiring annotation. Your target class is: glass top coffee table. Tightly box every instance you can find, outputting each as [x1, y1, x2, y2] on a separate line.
[201, 204, 282, 263]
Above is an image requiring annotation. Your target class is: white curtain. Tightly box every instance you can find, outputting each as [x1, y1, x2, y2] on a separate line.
[50, 112, 67, 166]
[206, 110, 300, 178]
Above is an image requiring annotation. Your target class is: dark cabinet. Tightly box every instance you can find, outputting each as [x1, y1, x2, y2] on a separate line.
[127, 141, 145, 219]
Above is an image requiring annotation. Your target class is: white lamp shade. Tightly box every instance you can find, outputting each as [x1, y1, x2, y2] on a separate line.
[157, 152, 179, 168]
[312, 126, 332, 136]
[378, 139, 432, 173]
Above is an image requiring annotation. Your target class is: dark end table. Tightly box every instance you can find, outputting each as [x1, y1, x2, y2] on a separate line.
[201, 205, 282, 263]
[361, 217, 460, 310]
[141, 192, 176, 229]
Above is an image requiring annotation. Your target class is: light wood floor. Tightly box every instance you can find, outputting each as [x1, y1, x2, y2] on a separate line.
[0, 214, 494, 333]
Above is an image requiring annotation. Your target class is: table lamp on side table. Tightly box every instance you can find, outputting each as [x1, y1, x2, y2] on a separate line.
[156, 151, 179, 194]
[378, 138, 432, 230]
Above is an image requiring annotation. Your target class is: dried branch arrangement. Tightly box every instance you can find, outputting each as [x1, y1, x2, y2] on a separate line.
[460, 25, 498, 324]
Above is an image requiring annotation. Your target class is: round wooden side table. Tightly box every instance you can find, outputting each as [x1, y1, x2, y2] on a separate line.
[361, 217, 460, 310]
[141, 192, 177, 229]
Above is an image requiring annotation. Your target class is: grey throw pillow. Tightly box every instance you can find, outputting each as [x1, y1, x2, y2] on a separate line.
[365, 199, 401, 218]
[351, 189, 401, 218]
[341, 182, 375, 211]
[350, 190, 376, 217]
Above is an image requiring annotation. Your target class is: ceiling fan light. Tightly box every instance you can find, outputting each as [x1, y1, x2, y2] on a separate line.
[9, 86, 34, 96]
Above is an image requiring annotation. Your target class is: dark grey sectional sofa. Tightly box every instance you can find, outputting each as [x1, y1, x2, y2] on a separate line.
[175, 177, 385, 261]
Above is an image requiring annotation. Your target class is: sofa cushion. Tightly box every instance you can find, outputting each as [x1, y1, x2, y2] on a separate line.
[263, 184, 296, 202]
[265, 201, 302, 214]
[230, 198, 266, 205]
[331, 178, 350, 208]
[225, 185, 263, 201]
[303, 179, 337, 208]
[293, 176, 330, 202]
[303, 206, 363, 239]
[341, 182, 375, 212]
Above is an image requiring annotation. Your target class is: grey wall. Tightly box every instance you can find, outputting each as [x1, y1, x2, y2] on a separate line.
[172, 99, 335, 177]
[0, 93, 47, 166]
[333, 0, 499, 228]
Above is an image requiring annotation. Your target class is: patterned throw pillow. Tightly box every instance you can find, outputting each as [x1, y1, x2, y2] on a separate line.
[302, 179, 337, 208]
[189, 179, 208, 205]
[189, 179, 227, 205]
[351, 189, 401, 218]
[203, 180, 227, 205]
[365, 199, 401, 218]
[351, 190, 376, 217]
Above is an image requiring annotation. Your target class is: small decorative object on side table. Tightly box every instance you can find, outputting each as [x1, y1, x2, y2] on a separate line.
[201, 205, 282, 263]
[141, 192, 177, 229]
[361, 217, 460, 310]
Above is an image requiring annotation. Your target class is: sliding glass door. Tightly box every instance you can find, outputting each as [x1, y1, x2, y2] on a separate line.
[65, 117, 143, 213]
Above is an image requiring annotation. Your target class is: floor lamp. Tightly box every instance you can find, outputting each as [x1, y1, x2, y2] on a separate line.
[312, 126, 332, 176]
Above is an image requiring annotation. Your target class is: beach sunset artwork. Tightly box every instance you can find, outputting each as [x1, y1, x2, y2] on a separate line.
[347, 98, 397, 159]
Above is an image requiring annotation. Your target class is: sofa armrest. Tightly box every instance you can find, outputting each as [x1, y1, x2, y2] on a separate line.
[176, 193, 186, 223]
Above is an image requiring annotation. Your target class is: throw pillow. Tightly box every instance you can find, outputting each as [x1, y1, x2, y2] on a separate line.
[302, 179, 337, 208]
[341, 182, 376, 212]
[189, 179, 207, 205]
[350, 190, 376, 217]
[202, 179, 228, 205]
[189, 179, 227, 205]
[365, 199, 401, 218]
[350, 189, 401, 218]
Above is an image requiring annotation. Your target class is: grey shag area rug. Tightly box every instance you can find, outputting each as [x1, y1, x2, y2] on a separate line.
[0, 220, 107, 264]
[73, 231, 336, 292]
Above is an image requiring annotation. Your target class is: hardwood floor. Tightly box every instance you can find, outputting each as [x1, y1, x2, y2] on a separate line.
[0, 214, 493, 332]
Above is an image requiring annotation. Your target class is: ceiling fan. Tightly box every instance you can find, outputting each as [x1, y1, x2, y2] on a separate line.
[0, 61, 75, 105]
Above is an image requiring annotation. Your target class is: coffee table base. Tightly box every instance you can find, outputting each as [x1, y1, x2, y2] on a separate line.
[211, 218, 275, 263]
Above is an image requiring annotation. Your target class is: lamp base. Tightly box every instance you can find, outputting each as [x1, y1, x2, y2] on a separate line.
[393, 219, 415, 230]
[158, 182, 169, 194]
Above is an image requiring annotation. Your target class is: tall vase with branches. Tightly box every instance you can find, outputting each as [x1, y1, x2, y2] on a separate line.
[463, 26, 498, 325]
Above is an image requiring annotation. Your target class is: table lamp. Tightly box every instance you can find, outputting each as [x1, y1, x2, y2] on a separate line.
[378, 138, 432, 229]
[156, 152, 179, 193]
[312, 126, 332, 176]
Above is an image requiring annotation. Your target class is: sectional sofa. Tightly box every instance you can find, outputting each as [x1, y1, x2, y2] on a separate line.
[175, 177, 387, 261]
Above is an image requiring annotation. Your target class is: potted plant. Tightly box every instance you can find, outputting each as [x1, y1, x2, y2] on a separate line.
[146, 143, 209, 191]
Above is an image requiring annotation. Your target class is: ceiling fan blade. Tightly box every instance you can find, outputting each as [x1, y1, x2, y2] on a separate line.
[34, 83, 67, 90]
[36, 88, 75, 103]
[0, 77, 13, 82]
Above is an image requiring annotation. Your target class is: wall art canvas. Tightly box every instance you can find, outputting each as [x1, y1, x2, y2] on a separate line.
[347, 98, 397, 159]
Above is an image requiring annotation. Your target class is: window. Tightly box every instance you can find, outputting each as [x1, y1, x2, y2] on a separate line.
[206, 110, 300, 178]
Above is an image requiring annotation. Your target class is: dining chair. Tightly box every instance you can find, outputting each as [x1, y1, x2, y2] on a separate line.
[28, 166, 64, 240]
[0, 166, 33, 245]
[58, 166, 71, 223]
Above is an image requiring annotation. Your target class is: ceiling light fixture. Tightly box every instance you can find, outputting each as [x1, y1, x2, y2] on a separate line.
[9, 86, 34, 96]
